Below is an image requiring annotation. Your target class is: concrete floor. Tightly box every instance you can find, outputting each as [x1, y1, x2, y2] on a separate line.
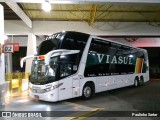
[0, 79, 160, 120]
[68, 80, 160, 120]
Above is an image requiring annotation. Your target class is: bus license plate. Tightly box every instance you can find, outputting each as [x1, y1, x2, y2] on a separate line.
[34, 95, 39, 100]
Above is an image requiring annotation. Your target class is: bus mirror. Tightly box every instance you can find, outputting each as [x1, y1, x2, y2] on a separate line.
[20, 58, 25, 68]
[73, 65, 78, 71]
[45, 49, 80, 65]
[20, 55, 34, 68]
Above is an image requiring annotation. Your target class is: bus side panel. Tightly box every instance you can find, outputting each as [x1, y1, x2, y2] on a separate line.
[143, 71, 149, 82]
[97, 76, 107, 92]
[116, 75, 126, 88]
[124, 74, 136, 86]
[58, 77, 73, 101]
[105, 76, 117, 91]
[143, 50, 149, 82]
[97, 76, 117, 92]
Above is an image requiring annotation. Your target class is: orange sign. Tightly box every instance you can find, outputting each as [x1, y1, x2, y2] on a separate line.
[13, 43, 19, 52]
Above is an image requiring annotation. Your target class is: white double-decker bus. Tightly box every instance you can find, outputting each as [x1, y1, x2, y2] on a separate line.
[21, 31, 149, 102]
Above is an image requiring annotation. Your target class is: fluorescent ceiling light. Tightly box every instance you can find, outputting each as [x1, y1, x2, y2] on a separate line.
[42, 1, 51, 12]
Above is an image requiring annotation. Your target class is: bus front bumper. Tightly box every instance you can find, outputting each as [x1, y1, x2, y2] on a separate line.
[29, 90, 58, 102]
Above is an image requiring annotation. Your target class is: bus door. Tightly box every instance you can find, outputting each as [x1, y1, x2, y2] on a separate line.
[58, 62, 73, 101]
[72, 74, 81, 98]
[57, 52, 80, 100]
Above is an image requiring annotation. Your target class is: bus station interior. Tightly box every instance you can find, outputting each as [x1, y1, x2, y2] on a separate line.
[0, 0, 160, 119]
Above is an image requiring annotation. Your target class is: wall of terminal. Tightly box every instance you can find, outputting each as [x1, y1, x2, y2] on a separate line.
[8, 36, 42, 47]
[4, 20, 160, 47]
[8, 36, 160, 48]
[4, 20, 160, 36]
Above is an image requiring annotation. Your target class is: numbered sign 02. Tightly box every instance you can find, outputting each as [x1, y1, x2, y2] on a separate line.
[3, 44, 14, 53]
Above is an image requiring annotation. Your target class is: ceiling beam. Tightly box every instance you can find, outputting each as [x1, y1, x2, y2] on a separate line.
[30, 18, 152, 22]
[4, 9, 160, 13]
[4, 0, 32, 28]
[1, 0, 160, 4]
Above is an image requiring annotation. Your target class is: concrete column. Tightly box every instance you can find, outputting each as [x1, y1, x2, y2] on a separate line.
[25, 34, 36, 73]
[5, 54, 12, 73]
[0, 4, 5, 85]
[0, 4, 5, 106]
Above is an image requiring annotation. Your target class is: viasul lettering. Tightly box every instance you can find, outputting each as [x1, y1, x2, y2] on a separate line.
[97, 53, 133, 65]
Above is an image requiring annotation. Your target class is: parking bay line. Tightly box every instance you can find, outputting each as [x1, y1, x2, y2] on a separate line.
[67, 108, 105, 120]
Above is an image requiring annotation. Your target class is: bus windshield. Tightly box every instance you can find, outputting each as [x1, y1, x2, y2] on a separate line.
[30, 57, 58, 84]
[37, 33, 65, 55]
[30, 53, 79, 85]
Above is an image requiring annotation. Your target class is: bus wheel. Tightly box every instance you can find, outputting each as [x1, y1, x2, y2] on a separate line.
[82, 84, 93, 99]
[134, 79, 139, 87]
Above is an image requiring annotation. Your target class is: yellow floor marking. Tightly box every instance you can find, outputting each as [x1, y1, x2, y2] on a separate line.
[67, 108, 105, 120]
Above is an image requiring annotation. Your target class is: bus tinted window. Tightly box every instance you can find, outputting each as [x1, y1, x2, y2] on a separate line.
[112, 46, 135, 74]
[37, 33, 64, 55]
[84, 39, 111, 77]
[89, 39, 110, 54]
[84, 38, 144, 77]
[38, 40, 60, 55]
[61, 32, 89, 52]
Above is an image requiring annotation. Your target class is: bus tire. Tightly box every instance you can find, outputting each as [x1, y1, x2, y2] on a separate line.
[134, 78, 139, 87]
[139, 76, 144, 86]
[82, 83, 94, 100]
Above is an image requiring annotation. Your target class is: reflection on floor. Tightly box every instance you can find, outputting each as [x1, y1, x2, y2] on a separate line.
[0, 90, 95, 120]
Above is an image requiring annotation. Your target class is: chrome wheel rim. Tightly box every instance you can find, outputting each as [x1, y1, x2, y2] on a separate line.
[84, 86, 91, 98]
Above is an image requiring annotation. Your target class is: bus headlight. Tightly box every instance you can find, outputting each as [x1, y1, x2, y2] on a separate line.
[30, 84, 61, 93]
[30, 87, 54, 93]
[44, 86, 54, 92]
